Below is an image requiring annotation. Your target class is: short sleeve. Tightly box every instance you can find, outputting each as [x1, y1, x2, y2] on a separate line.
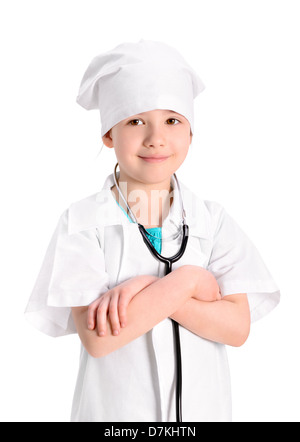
[25, 210, 109, 337]
[206, 202, 280, 322]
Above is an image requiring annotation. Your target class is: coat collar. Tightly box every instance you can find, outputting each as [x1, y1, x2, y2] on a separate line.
[68, 173, 210, 239]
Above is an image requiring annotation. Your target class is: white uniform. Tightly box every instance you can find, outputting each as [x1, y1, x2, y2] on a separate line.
[25, 173, 280, 422]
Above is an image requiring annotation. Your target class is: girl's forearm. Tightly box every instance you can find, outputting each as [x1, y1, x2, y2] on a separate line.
[72, 265, 197, 358]
[170, 294, 250, 347]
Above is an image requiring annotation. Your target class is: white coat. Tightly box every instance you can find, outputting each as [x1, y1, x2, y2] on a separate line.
[25, 173, 280, 422]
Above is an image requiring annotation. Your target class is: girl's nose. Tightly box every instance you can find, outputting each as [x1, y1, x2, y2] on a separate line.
[143, 126, 166, 148]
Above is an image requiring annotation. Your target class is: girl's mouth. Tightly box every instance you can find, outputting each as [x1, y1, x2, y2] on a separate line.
[138, 156, 169, 163]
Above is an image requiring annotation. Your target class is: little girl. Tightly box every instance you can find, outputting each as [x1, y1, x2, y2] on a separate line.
[25, 40, 280, 422]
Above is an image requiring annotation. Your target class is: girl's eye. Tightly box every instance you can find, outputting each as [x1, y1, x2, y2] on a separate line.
[166, 118, 180, 125]
[128, 119, 143, 126]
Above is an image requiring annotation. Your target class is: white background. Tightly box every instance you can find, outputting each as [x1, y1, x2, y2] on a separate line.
[0, 0, 299, 422]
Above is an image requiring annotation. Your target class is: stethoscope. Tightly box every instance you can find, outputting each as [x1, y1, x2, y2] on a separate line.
[113, 163, 189, 422]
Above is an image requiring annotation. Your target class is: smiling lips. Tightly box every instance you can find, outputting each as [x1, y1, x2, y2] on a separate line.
[138, 155, 170, 163]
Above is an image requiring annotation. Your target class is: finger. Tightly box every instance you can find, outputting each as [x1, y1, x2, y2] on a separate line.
[118, 295, 130, 328]
[87, 299, 101, 330]
[97, 298, 109, 337]
[109, 291, 121, 336]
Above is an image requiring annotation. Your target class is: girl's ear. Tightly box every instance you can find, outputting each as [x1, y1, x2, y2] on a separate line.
[102, 130, 114, 148]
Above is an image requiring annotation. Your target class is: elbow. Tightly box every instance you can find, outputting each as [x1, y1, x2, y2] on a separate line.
[85, 340, 113, 359]
[230, 333, 249, 347]
[227, 300, 251, 347]
[84, 334, 121, 359]
[229, 323, 250, 347]
[86, 346, 109, 359]
[79, 334, 111, 359]
[87, 346, 105, 359]
[80, 339, 101, 358]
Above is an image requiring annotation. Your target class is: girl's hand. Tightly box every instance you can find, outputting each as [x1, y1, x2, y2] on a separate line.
[87, 275, 159, 337]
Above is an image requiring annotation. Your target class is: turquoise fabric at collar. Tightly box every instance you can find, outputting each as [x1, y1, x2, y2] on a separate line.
[141, 227, 162, 255]
[114, 199, 162, 254]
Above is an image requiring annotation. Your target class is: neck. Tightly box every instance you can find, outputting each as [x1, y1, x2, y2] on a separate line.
[112, 171, 174, 228]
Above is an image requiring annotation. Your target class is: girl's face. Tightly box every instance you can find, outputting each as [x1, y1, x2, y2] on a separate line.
[102, 109, 192, 188]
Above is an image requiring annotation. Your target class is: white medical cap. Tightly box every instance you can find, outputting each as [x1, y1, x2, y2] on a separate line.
[76, 40, 205, 136]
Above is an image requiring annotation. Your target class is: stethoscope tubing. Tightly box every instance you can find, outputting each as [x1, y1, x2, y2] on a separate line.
[113, 164, 189, 422]
[138, 223, 189, 422]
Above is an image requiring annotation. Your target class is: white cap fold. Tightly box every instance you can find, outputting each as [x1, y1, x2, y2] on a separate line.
[77, 40, 205, 136]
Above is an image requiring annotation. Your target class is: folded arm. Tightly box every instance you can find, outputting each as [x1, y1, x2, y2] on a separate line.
[167, 266, 250, 346]
[170, 293, 250, 347]
[72, 265, 198, 358]
[72, 265, 251, 358]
